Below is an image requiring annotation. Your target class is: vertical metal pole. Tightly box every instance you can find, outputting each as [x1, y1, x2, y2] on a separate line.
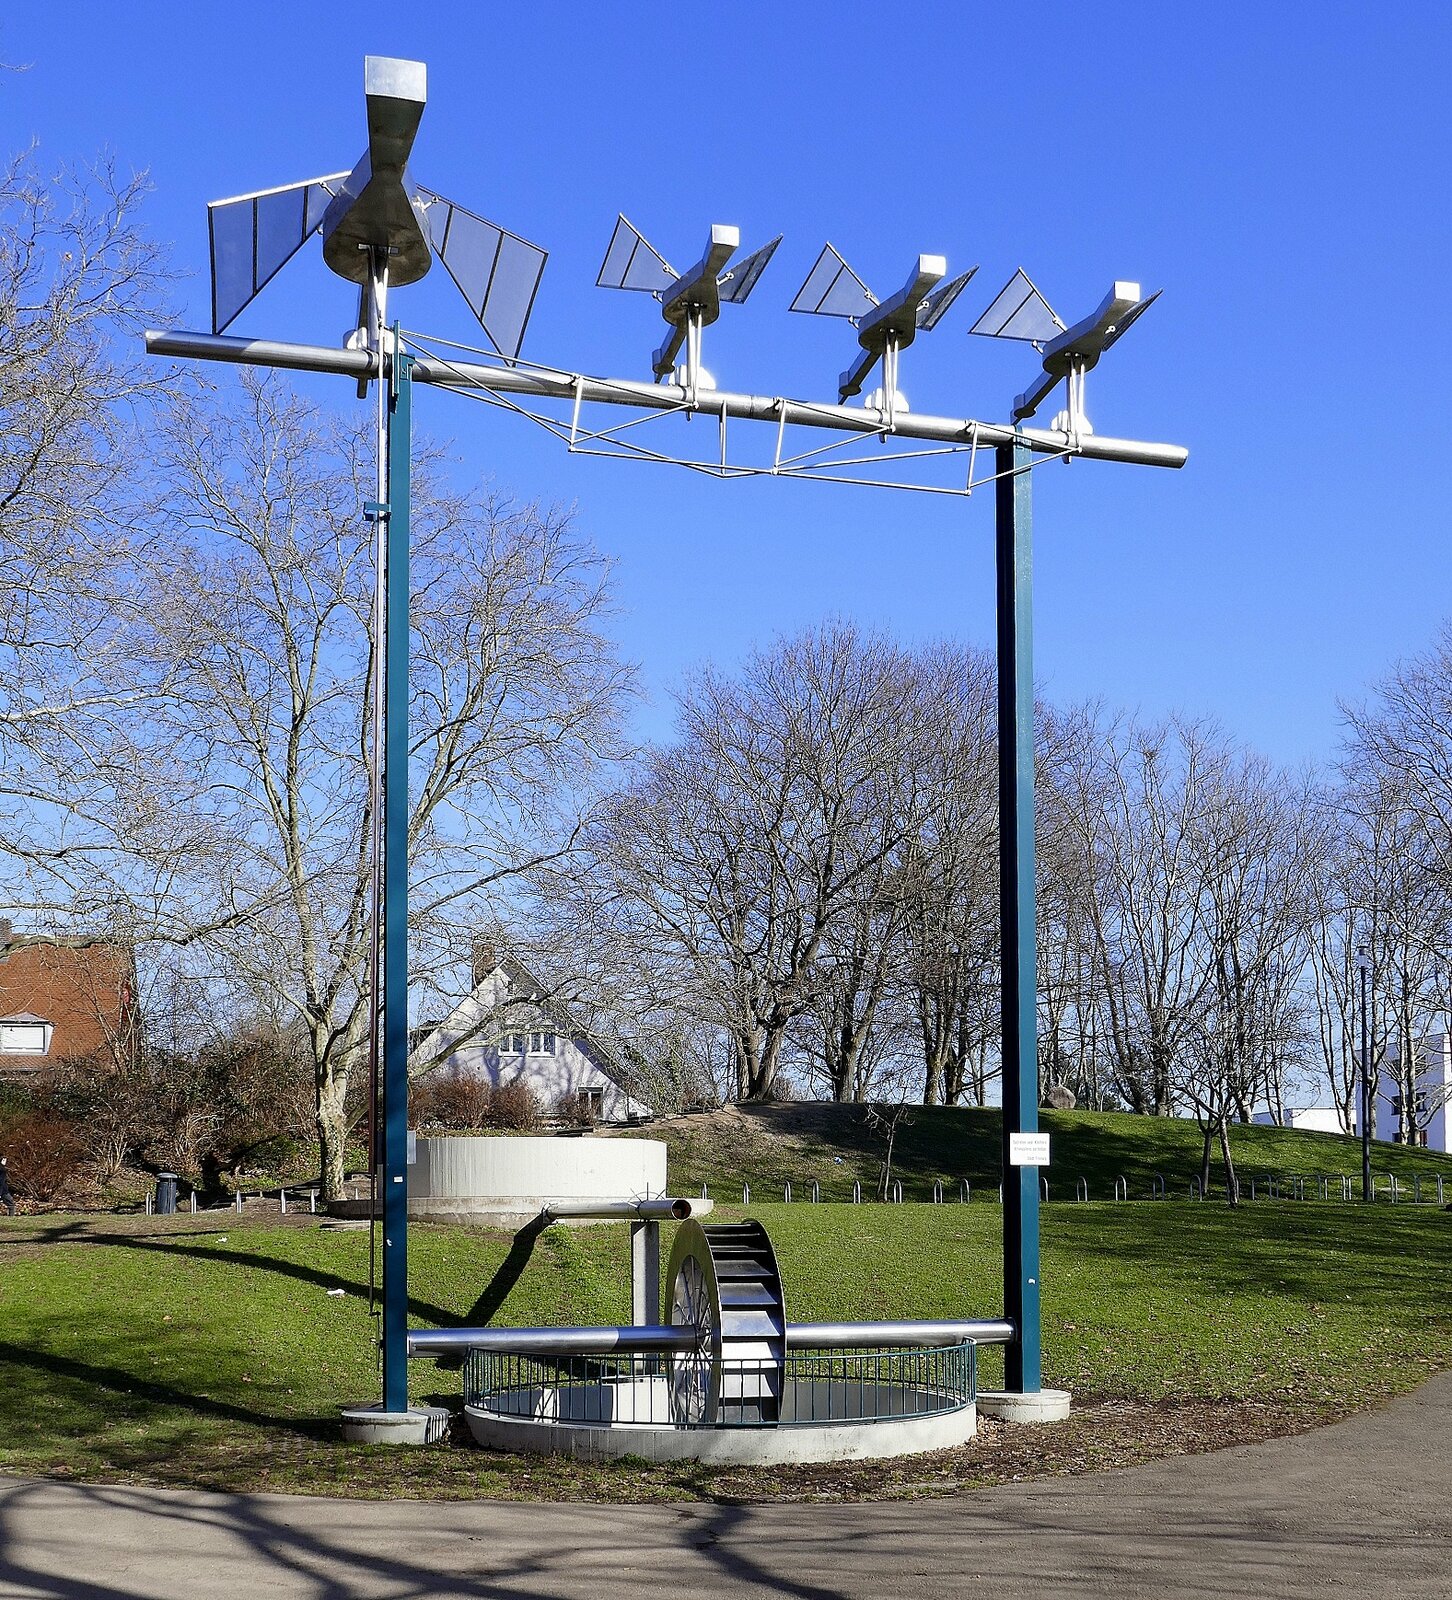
[381, 335, 413, 1414]
[996, 436, 1041, 1394]
[630, 1219, 661, 1326]
[1359, 948, 1371, 1203]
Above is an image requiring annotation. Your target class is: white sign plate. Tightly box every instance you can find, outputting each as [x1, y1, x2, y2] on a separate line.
[1009, 1131, 1050, 1167]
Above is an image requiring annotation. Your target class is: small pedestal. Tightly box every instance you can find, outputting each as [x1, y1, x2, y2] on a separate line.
[339, 1402, 451, 1445]
[976, 1388, 1072, 1424]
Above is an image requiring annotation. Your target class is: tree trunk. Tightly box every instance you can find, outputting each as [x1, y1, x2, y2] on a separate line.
[1217, 1113, 1239, 1207]
[316, 1067, 351, 1200]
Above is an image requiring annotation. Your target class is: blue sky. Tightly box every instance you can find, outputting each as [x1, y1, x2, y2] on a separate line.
[6, 2, 1451, 762]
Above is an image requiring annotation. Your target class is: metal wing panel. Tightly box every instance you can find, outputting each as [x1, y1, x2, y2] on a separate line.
[716, 234, 782, 304]
[417, 189, 548, 361]
[968, 268, 1064, 343]
[917, 266, 977, 331]
[207, 173, 348, 334]
[1101, 287, 1162, 350]
[789, 244, 877, 319]
[596, 215, 676, 294]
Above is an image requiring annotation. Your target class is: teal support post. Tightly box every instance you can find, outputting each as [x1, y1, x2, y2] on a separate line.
[996, 436, 1041, 1394]
[381, 342, 413, 1414]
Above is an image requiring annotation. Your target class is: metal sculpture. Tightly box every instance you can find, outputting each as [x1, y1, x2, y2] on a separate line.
[790, 244, 976, 414]
[596, 216, 781, 393]
[146, 52, 1189, 1429]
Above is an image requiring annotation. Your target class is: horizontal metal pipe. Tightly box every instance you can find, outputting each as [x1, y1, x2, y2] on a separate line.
[408, 1324, 699, 1357]
[408, 1316, 1014, 1358]
[541, 1197, 714, 1222]
[144, 328, 1188, 470]
[145, 328, 379, 380]
[785, 1319, 1015, 1348]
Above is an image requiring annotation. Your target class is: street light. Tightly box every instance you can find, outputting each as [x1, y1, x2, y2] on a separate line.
[1357, 946, 1372, 1201]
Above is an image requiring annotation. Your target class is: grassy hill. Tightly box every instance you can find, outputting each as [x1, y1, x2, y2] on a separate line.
[613, 1103, 1452, 1201]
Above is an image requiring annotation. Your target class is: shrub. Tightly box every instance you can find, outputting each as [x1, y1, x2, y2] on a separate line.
[411, 1073, 495, 1130]
[488, 1078, 540, 1132]
[2, 1112, 86, 1203]
[555, 1089, 600, 1129]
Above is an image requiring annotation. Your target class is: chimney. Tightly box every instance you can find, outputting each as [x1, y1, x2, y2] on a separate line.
[470, 939, 497, 989]
[0, 919, 11, 949]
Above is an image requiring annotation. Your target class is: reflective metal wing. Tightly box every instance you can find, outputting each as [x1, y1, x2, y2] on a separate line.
[916, 267, 977, 331]
[417, 189, 549, 361]
[208, 173, 348, 334]
[596, 215, 677, 294]
[716, 235, 783, 304]
[789, 244, 877, 320]
[968, 268, 1065, 344]
[1101, 287, 1163, 351]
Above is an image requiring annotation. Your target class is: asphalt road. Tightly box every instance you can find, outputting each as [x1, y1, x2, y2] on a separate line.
[2, 1374, 1448, 1599]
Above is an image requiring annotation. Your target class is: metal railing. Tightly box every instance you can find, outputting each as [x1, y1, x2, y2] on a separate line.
[463, 1341, 976, 1429]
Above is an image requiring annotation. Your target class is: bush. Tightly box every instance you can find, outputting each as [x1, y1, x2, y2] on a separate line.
[488, 1078, 540, 1132]
[1, 1111, 86, 1203]
[411, 1074, 494, 1131]
[409, 1074, 540, 1133]
[555, 1089, 600, 1129]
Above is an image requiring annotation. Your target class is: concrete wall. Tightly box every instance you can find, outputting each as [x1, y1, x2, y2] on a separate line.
[408, 1134, 667, 1224]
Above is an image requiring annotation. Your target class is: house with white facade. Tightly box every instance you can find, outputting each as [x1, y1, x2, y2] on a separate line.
[411, 952, 646, 1124]
[1370, 1031, 1451, 1153]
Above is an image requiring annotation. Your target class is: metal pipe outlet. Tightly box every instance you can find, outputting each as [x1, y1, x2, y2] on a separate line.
[540, 1197, 713, 1222]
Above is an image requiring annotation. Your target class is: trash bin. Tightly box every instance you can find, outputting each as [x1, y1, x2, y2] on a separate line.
[156, 1172, 178, 1216]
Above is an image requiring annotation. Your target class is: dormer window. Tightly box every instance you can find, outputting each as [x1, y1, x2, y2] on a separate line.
[0, 1014, 52, 1055]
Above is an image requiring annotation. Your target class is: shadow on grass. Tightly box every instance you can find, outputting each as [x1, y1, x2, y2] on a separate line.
[51, 1232, 464, 1328]
[0, 1338, 328, 1440]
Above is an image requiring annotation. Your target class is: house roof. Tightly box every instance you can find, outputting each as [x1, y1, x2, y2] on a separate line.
[419, 950, 628, 1087]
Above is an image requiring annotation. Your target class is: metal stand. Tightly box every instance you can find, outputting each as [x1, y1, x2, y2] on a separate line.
[380, 340, 414, 1415]
[996, 436, 1041, 1395]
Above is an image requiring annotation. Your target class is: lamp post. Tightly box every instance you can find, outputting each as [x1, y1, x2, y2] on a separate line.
[1357, 946, 1371, 1201]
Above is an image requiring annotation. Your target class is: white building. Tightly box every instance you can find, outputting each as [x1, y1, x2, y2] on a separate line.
[412, 953, 646, 1124]
[1250, 1106, 1348, 1135]
[1371, 1031, 1451, 1153]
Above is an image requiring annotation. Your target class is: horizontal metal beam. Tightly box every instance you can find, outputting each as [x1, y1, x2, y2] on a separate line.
[144, 328, 1189, 470]
[541, 1197, 714, 1222]
[786, 1319, 1014, 1348]
[407, 1317, 1014, 1358]
[408, 1324, 698, 1357]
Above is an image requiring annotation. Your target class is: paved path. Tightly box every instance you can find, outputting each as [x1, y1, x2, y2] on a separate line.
[2, 1376, 1449, 1599]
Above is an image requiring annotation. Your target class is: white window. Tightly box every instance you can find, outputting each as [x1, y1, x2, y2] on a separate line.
[0, 1018, 52, 1055]
[529, 1031, 556, 1056]
[582, 1087, 604, 1115]
[499, 1033, 526, 1056]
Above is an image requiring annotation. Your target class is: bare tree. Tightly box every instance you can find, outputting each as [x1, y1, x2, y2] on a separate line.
[583, 623, 924, 1102]
[899, 643, 1000, 1106]
[12, 372, 632, 1197]
[0, 149, 184, 926]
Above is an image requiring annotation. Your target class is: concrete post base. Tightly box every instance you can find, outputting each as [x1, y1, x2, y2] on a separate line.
[976, 1388, 1072, 1424]
[339, 1403, 451, 1445]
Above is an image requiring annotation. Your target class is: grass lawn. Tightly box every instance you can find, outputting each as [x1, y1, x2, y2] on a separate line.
[622, 1103, 1452, 1202]
[1, 1198, 1448, 1502]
